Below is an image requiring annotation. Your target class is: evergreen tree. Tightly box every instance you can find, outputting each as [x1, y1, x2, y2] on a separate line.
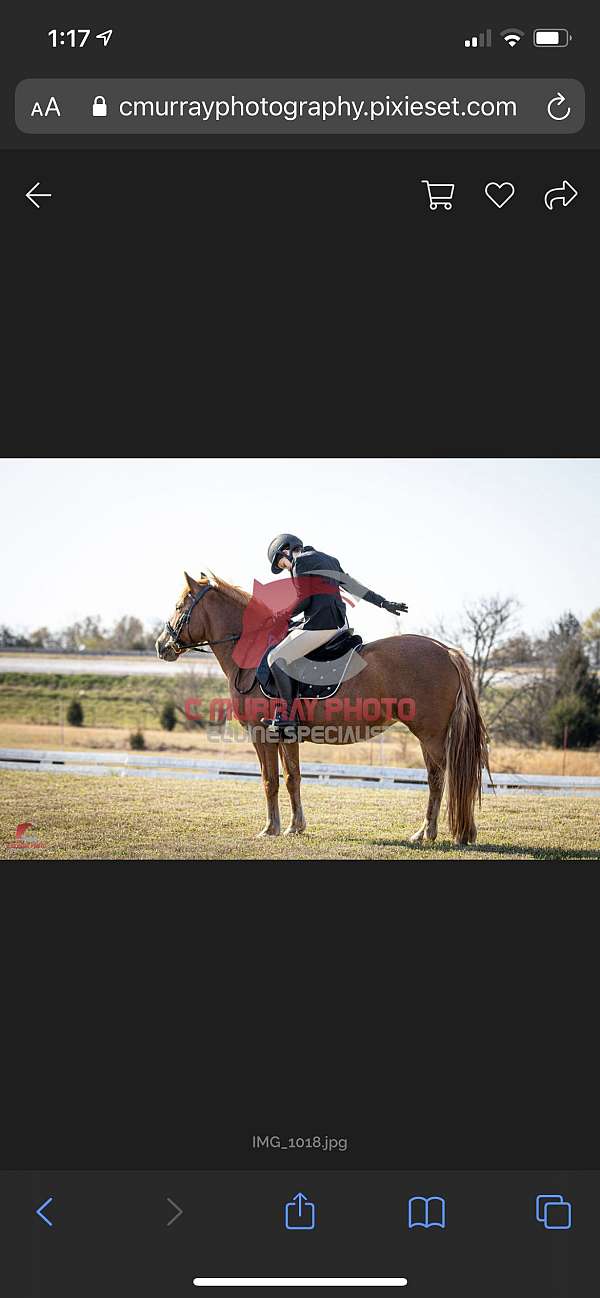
[160, 702, 177, 731]
[544, 641, 600, 747]
[66, 699, 84, 726]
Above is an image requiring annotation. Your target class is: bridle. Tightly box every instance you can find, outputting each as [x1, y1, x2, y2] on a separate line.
[163, 584, 240, 656]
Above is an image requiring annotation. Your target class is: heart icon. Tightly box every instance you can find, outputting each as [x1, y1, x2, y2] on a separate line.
[485, 182, 515, 208]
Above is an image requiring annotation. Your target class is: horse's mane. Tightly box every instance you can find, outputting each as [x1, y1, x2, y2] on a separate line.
[181, 572, 251, 608]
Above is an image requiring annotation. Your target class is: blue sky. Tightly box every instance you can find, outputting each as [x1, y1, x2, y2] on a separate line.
[2, 458, 598, 641]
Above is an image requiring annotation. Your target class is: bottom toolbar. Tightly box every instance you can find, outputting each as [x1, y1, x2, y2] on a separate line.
[1, 1170, 597, 1297]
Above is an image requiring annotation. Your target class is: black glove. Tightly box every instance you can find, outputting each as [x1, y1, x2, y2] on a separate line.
[382, 599, 408, 615]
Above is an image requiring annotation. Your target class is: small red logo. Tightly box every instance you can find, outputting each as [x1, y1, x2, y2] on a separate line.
[8, 821, 44, 849]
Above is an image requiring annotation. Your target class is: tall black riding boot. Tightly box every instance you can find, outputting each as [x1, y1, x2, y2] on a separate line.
[267, 657, 299, 739]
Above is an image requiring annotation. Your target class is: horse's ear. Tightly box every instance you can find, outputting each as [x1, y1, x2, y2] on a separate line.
[202, 565, 217, 585]
[184, 570, 201, 594]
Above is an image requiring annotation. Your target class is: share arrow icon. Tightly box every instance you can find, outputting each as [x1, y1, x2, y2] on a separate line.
[284, 1191, 317, 1230]
[544, 180, 578, 209]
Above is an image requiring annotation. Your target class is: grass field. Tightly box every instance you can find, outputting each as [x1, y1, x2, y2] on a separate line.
[1, 771, 598, 860]
[0, 670, 212, 728]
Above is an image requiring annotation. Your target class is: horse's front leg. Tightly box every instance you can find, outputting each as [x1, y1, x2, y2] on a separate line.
[252, 732, 281, 837]
[279, 740, 306, 835]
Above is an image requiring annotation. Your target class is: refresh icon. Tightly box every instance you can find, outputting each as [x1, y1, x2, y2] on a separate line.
[547, 91, 571, 121]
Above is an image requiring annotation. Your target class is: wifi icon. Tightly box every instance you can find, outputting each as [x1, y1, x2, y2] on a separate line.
[501, 28, 525, 46]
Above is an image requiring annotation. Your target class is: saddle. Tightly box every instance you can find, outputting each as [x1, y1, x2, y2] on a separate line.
[256, 626, 363, 701]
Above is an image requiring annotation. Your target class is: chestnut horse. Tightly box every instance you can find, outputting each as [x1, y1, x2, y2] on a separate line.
[156, 570, 491, 846]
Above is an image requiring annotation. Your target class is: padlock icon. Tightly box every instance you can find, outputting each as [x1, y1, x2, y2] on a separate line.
[92, 95, 108, 117]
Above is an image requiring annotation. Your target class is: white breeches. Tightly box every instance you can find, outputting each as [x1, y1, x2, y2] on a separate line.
[267, 625, 340, 668]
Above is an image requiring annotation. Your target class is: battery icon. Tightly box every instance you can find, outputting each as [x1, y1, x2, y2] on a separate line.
[533, 28, 571, 46]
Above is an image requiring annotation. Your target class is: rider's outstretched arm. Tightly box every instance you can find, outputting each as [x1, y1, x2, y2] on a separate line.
[291, 552, 407, 615]
[338, 573, 408, 616]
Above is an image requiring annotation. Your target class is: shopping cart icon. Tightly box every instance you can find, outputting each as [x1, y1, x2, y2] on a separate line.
[421, 180, 455, 210]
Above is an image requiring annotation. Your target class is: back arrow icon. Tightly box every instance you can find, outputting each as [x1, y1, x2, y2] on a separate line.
[166, 1197, 183, 1227]
[545, 180, 579, 209]
[26, 181, 52, 209]
[35, 1196, 54, 1227]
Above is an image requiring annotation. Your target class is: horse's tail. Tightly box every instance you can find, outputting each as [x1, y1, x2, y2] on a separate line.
[444, 648, 492, 844]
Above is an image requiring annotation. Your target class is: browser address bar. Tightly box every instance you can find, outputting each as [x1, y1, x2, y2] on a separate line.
[16, 78, 585, 134]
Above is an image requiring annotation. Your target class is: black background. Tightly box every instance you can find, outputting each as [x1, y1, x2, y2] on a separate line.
[2, 871, 597, 1294]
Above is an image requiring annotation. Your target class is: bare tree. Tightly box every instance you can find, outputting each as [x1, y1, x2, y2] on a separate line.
[153, 666, 218, 733]
[109, 615, 147, 650]
[430, 595, 520, 698]
[483, 673, 555, 747]
[461, 595, 522, 697]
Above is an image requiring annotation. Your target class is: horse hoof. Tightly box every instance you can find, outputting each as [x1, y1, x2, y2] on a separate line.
[284, 823, 306, 835]
[410, 830, 425, 844]
[257, 825, 281, 838]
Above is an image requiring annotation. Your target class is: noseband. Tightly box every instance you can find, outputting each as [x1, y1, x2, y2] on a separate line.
[163, 584, 240, 655]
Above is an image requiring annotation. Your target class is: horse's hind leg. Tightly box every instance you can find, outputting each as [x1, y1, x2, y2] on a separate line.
[252, 733, 281, 837]
[279, 740, 306, 835]
[410, 739, 446, 844]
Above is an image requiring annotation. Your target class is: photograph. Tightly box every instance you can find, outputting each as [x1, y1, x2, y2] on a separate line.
[2, 456, 598, 861]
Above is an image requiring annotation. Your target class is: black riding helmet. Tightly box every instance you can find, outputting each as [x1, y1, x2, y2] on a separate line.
[267, 533, 304, 574]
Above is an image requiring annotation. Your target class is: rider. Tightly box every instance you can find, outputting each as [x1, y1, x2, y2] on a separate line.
[265, 533, 408, 735]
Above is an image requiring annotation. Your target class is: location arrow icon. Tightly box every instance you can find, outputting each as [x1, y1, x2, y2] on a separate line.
[166, 1197, 183, 1227]
[35, 1196, 54, 1227]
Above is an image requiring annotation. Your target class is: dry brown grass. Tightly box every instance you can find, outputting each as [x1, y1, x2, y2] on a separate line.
[1, 769, 598, 860]
[1, 721, 599, 776]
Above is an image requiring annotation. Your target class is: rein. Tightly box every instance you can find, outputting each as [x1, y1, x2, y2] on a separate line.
[164, 584, 241, 655]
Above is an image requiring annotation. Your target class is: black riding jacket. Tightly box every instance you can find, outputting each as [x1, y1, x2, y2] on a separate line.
[289, 547, 389, 631]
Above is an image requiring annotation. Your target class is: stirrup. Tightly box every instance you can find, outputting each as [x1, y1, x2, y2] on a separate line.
[265, 710, 299, 740]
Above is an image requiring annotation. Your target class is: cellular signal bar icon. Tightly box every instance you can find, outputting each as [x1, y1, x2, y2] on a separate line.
[465, 29, 492, 47]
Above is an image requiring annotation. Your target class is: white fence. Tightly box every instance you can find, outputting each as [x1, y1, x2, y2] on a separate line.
[2, 749, 599, 796]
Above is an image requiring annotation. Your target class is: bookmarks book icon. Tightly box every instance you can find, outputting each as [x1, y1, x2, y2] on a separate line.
[408, 1196, 446, 1229]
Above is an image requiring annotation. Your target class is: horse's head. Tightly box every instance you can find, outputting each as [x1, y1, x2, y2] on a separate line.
[156, 569, 249, 661]
[155, 570, 215, 661]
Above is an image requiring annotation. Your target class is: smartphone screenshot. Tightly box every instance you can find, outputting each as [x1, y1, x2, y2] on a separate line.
[2, 0, 598, 1291]
[1, 454, 598, 1293]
